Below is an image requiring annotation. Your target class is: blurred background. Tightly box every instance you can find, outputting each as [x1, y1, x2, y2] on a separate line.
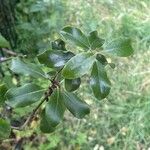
[0, 0, 150, 149]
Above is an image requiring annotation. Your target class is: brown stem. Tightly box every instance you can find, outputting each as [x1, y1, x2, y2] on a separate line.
[11, 72, 61, 131]
[11, 90, 51, 131]
[20, 97, 47, 130]
[2, 48, 17, 56]
[52, 67, 64, 81]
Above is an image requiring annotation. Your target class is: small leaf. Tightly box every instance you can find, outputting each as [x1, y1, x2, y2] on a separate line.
[62, 91, 90, 118]
[45, 89, 65, 127]
[104, 38, 133, 57]
[96, 54, 108, 66]
[90, 61, 111, 100]
[6, 83, 45, 108]
[0, 34, 10, 48]
[0, 118, 11, 140]
[38, 50, 74, 69]
[65, 78, 81, 92]
[88, 31, 104, 50]
[62, 52, 95, 79]
[51, 39, 66, 51]
[60, 26, 90, 49]
[0, 84, 8, 106]
[11, 58, 47, 79]
[109, 63, 115, 69]
[40, 109, 55, 133]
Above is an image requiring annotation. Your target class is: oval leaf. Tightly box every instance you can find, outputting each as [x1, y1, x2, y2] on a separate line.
[11, 58, 47, 79]
[96, 54, 108, 66]
[0, 118, 11, 140]
[45, 89, 66, 127]
[0, 34, 10, 48]
[0, 84, 8, 106]
[90, 61, 111, 100]
[88, 31, 104, 50]
[60, 26, 90, 49]
[40, 109, 56, 133]
[51, 39, 66, 51]
[65, 78, 81, 92]
[6, 83, 45, 108]
[62, 91, 90, 118]
[104, 38, 133, 57]
[38, 50, 74, 69]
[62, 52, 95, 79]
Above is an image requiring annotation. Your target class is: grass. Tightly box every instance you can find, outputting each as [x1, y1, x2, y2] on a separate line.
[55, 0, 150, 149]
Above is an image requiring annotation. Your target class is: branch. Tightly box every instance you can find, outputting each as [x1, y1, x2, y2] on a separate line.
[11, 74, 60, 130]
[0, 55, 27, 64]
[0, 57, 12, 63]
[20, 96, 47, 130]
[2, 48, 17, 56]
[52, 67, 64, 81]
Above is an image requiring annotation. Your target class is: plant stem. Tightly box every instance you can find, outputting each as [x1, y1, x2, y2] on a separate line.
[0, 57, 12, 63]
[11, 71, 61, 130]
[2, 48, 17, 56]
[20, 97, 47, 130]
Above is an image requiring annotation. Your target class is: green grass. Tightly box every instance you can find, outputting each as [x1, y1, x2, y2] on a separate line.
[55, 0, 150, 149]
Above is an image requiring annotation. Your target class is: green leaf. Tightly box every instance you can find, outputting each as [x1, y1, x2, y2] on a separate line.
[60, 26, 90, 49]
[38, 50, 74, 69]
[104, 38, 133, 57]
[40, 109, 55, 133]
[96, 54, 108, 66]
[11, 58, 47, 79]
[0, 34, 10, 48]
[62, 91, 90, 118]
[90, 61, 111, 100]
[0, 84, 8, 106]
[6, 83, 45, 108]
[65, 78, 81, 92]
[0, 118, 11, 140]
[51, 39, 66, 51]
[62, 52, 95, 79]
[45, 89, 65, 127]
[109, 63, 115, 69]
[88, 31, 104, 50]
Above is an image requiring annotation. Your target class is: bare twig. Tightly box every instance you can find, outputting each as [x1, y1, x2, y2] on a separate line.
[20, 97, 47, 130]
[0, 55, 27, 63]
[11, 71, 61, 131]
[0, 57, 12, 63]
[2, 48, 17, 56]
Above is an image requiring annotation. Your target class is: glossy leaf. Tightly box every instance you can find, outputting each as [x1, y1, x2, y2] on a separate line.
[40, 109, 55, 133]
[65, 78, 81, 92]
[51, 39, 66, 51]
[6, 83, 45, 108]
[62, 52, 95, 79]
[0, 84, 7, 106]
[11, 58, 47, 79]
[0, 118, 11, 140]
[60, 26, 90, 49]
[90, 61, 111, 100]
[88, 31, 104, 50]
[38, 50, 74, 69]
[0, 34, 10, 48]
[96, 54, 108, 66]
[62, 91, 90, 118]
[109, 63, 115, 69]
[104, 38, 133, 57]
[45, 89, 66, 127]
